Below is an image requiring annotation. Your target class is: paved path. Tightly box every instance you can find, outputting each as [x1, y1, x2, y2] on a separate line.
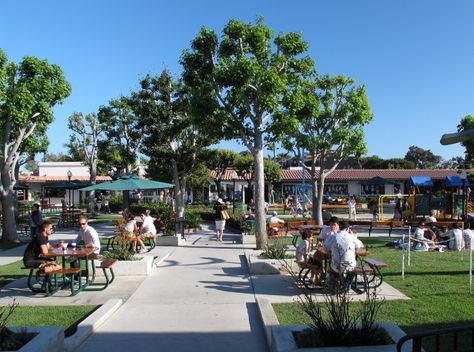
[76, 225, 268, 352]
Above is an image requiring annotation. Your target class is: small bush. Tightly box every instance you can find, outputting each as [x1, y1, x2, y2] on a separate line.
[0, 300, 36, 350]
[103, 235, 141, 261]
[260, 238, 289, 259]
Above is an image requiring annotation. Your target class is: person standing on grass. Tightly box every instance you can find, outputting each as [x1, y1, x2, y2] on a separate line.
[348, 195, 357, 221]
[213, 198, 227, 242]
[30, 203, 42, 238]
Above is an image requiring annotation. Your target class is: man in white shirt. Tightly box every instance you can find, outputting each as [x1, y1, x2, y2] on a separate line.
[319, 216, 340, 241]
[76, 216, 101, 254]
[323, 220, 363, 274]
[267, 211, 285, 236]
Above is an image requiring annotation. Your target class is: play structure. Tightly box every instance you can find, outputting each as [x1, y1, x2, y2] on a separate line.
[378, 175, 469, 221]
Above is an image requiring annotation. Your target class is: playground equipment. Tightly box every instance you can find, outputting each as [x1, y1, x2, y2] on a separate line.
[377, 175, 469, 221]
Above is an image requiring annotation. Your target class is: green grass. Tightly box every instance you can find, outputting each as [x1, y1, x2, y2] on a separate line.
[274, 236, 474, 349]
[0, 260, 99, 337]
[0, 260, 27, 289]
[6, 305, 99, 337]
[88, 214, 122, 222]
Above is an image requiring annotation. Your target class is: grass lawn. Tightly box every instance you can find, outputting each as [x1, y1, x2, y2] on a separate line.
[273, 236, 474, 349]
[0, 260, 99, 337]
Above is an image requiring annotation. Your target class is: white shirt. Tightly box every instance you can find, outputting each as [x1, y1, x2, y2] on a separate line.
[76, 225, 101, 254]
[449, 228, 464, 251]
[463, 229, 474, 250]
[425, 216, 437, 223]
[124, 220, 137, 233]
[323, 230, 362, 273]
[319, 225, 336, 241]
[267, 216, 285, 224]
[140, 216, 157, 235]
[296, 239, 310, 263]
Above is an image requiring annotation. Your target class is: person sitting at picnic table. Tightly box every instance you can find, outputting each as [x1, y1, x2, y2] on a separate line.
[296, 231, 321, 284]
[322, 219, 363, 288]
[140, 210, 157, 237]
[425, 211, 437, 224]
[448, 222, 464, 251]
[413, 221, 435, 251]
[463, 222, 474, 250]
[76, 215, 101, 254]
[23, 220, 55, 269]
[266, 211, 285, 236]
[322, 209, 332, 222]
[124, 213, 148, 254]
[319, 216, 340, 242]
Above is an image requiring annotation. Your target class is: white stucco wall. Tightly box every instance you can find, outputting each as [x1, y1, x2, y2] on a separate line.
[38, 162, 89, 177]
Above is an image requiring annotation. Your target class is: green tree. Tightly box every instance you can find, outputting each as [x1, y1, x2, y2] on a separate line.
[457, 115, 474, 167]
[359, 155, 384, 169]
[187, 162, 212, 203]
[68, 112, 104, 212]
[206, 149, 239, 199]
[182, 18, 314, 248]
[134, 70, 215, 218]
[280, 75, 373, 224]
[404, 145, 442, 169]
[0, 51, 71, 241]
[98, 96, 143, 174]
[382, 158, 415, 169]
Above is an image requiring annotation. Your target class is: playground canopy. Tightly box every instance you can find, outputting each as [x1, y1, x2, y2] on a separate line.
[442, 175, 470, 188]
[407, 176, 433, 188]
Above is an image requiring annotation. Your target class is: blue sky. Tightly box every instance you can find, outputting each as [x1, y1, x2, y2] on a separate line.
[1, 0, 473, 162]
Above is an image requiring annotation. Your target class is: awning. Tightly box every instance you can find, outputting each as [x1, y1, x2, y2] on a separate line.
[44, 180, 94, 190]
[442, 175, 470, 188]
[407, 176, 433, 187]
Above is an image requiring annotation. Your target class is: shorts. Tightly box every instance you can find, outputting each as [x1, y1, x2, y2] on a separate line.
[215, 220, 226, 231]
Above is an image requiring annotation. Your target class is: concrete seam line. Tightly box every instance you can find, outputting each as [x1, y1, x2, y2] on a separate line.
[154, 252, 171, 267]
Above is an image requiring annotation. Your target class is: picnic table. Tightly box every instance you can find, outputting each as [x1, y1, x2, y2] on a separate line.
[289, 224, 323, 248]
[42, 246, 96, 295]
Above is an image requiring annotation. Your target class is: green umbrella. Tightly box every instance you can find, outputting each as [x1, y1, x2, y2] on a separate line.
[45, 180, 93, 190]
[13, 183, 29, 190]
[78, 174, 174, 192]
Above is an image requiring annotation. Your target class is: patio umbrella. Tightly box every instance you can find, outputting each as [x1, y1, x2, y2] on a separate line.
[79, 174, 174, 192]
[78, 174, 174, 210]
[13, 183, 29, 190]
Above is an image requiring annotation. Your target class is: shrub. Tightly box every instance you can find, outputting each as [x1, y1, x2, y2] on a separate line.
[103, 235, 141, 261]
[260, 237, 290, 259]
[0, 300, 35, 350]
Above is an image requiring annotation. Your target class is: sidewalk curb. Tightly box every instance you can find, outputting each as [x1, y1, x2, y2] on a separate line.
[256, 297, 279, 348]
[64, 298, 123, 352]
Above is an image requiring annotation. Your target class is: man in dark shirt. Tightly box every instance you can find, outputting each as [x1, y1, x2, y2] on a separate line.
[23, 220, 54, 268]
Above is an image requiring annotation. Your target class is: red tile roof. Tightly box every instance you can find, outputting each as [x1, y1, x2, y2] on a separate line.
[210, 168, 458, 182]
[18, 175, 112, 183]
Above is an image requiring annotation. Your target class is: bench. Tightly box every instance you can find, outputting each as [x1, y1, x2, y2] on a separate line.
[22, 266, 82, 296]
[267, 223, 287, 237]
[368, 220, 404, 237]
[362, 257, 388, 288]
[84, 258, 117, 291]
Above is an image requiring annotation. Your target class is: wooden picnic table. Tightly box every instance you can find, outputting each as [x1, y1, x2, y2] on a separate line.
[290, 224, 323, 248]
[43, 246, 97, 295]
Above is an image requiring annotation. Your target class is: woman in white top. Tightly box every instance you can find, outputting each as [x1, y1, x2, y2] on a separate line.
[123, 214, 147, 254]
[448, 223, 464, 251]
[140, 210, 157, 236]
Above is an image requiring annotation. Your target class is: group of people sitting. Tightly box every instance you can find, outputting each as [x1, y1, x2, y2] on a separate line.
[412, 220, 472, 252]
[120, 210, 158, 253]
[295, 216, 364, 288]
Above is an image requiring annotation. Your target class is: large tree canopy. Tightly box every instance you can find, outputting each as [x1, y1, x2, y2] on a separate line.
[457, 115, 474, 167]
[182, 18, 314, 248]
[0, 50, 71, 241]
[280, 75, 373, 224]
[404, 145, 442, 169]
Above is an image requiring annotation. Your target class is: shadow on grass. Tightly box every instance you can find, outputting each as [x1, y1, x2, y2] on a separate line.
[0, 275, 25, 289]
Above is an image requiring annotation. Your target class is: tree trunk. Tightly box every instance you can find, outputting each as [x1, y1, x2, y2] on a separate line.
[315, 173, 325, 225]
[171, 160, 186, 219]
[88, 163, 97, 213]
[0, 165, 18, 242]
[254, 147, 267, 250]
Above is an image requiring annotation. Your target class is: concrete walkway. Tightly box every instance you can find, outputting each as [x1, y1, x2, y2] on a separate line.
[76, 225, 268, 352]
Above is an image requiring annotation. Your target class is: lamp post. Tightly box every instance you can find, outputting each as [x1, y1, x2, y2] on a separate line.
[67, 170, 72, 208]
[460, 171, 468, 221]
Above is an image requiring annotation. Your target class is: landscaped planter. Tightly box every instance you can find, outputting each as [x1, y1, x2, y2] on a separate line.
[9, 326, 64, 352]
[270, 322, 409, 352]
[156, 235, 185, 246]
[91, 256, 154, 276]
[245, 250, 296, 275]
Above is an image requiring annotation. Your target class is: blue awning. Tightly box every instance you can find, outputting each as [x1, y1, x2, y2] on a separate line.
[407, 176, 433, 187]
[442, 175, 470, 187]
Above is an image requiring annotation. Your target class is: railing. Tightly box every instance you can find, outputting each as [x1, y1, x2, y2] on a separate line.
[397, 323, 474, 352]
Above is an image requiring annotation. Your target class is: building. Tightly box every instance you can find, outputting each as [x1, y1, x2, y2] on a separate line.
[19, 162, 111, 206]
